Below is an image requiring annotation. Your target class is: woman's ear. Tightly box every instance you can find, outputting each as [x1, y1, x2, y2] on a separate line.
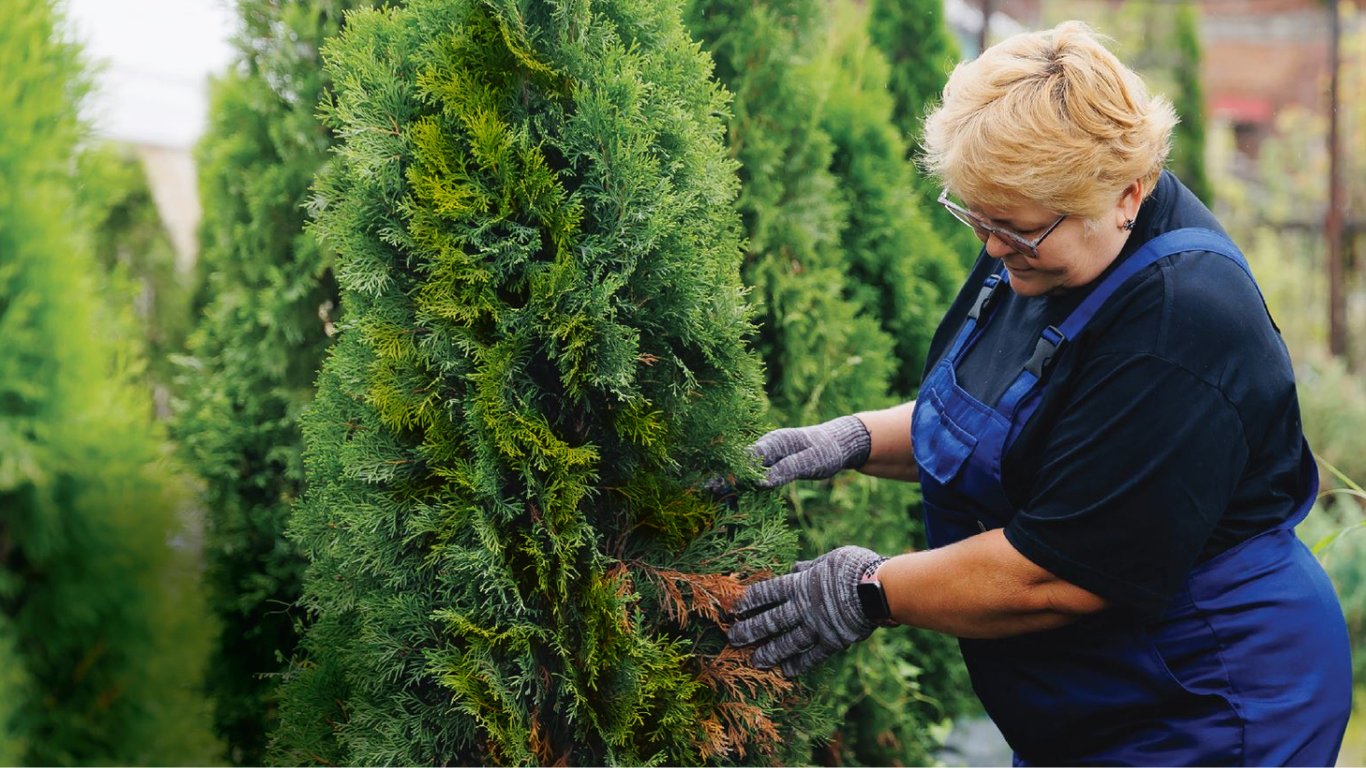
[1118, 179, 1143, 229]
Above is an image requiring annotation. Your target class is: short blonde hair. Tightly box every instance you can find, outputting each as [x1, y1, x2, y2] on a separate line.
[921, 21, 1177, 223]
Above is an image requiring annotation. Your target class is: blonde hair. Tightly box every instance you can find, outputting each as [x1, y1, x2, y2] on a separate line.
[921, 21, 1177, 223]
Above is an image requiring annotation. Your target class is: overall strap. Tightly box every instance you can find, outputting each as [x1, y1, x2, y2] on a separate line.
[997, 228, 1250, 427]
[1057, 228, 1253, 341]
[943, 263, 1008, 364]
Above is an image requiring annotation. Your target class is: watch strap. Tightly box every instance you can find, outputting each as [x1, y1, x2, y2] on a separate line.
[856, 557, 895, 626]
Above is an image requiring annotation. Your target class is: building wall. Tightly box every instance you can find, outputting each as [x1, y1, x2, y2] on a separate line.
[133, 143, 200, 274]
[1200, 0, 1364, 153]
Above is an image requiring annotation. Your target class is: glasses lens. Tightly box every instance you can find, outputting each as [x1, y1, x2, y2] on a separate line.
[943, 203, 991, 242]
[996, 230, 1034, 256]
[939, 190, 1044, 257]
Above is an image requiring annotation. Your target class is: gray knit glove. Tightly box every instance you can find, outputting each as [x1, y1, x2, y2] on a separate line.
[752, 415, 871, 489]
[727, 546, 888, 677]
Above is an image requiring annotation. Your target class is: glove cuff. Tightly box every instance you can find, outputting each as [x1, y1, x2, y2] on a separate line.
[831, 546, 888, 635]
[828, 415, 872, 470]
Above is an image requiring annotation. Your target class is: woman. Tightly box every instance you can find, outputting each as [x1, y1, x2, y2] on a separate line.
[727, 21, 1352, 766]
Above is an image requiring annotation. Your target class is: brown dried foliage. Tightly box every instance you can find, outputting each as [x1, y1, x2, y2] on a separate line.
[716, 700, 782, 760]
[642, 567, 747, 628]
[695, 714, 731, 762]
[629, 563, 794, 762]
[604, 562, 635, 633]
[698, 645, 793, 700]
[528, 707, 569, 766]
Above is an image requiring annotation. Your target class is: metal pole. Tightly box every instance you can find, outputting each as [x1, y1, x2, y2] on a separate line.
[979, 0, 995, 56]
[1327, 0, 1347, 360]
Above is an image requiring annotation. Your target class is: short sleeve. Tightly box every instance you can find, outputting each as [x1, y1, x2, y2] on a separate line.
[1003, 353, 1250, 620]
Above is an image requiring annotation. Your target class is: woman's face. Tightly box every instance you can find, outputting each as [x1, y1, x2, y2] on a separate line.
[961, 182, 1143, 297]
[971, 199, 1126, 297]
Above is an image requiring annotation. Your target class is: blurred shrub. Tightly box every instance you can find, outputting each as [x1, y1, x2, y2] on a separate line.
[1208, 34, 1366, 679]
[684, 0, 972, 763]
[76, 142, 190, 413]
[173, 2, 376, 763]
[867, 0, 982, 269]
[0, 0, 219, 762]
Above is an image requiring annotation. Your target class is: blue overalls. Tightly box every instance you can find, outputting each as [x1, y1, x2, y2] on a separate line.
[912, 228, 1352, 765]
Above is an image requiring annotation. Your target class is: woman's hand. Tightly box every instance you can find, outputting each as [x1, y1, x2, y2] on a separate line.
[727, 546, 887, 677]
[751, 415, 871, 488]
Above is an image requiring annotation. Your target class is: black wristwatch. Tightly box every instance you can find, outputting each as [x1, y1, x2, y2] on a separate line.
[856, 557, 896, 626]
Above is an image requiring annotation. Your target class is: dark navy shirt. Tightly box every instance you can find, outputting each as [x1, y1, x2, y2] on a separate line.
[921, 171, 1312, 618]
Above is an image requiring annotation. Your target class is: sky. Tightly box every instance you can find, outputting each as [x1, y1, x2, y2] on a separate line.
[62, 0, 238, 149]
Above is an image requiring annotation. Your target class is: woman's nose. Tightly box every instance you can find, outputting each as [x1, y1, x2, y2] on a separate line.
[983, 233, 1018, 259]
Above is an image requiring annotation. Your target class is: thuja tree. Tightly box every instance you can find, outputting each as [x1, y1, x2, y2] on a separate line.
[684, 1, 969, 763]
[1169, 2, 1211, 205]
[0, 623, 24, 763]
[271, 0, 822, 763]
[817, 10, 976, 759]
[867, 0, 980, 266]
[1060, 0, 1212, 205]
[682, 0, 895, 424]
[822, 0, 964, 396]
[174, 2, 373, 762]
[0, 0, 219, 763]
[77, 143, 190, 409]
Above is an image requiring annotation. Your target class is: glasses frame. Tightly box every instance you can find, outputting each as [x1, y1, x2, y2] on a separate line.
[937, 188, 1067, 260]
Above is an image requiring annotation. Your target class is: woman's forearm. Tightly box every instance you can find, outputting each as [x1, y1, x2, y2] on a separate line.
[852, 401, 1109, 636]
[855, 401, 919, 481]
[878, 529, 1108, 639]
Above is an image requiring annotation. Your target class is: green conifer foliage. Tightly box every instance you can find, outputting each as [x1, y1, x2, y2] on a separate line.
[0, 0, 219, 763]
[174, 3, 374, 762]
[0, 620, 28, 762]
[1092, 1, 1211, 205]
[272, 0, 818, 763]
[1170, 2, 1212, 205]
[76, 143, 190, 407]
[822, 0, 965, 396]
[867, 0, 982, 265]
[816, 7, 976, 761]
[868, 0, 958, 142]
[684, 0, 897, 423]
[684, 1, 971, 763]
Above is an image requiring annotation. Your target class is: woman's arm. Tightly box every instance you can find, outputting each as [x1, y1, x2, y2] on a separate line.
[879, 529, 1108, 638]
[849, 403, 1105, 634]
[725, 530, 1111, 676]
[854, 401, 919, 482]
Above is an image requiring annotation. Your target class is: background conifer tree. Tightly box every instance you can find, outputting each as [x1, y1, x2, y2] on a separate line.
[816, 7, 976, 760]
[0, 0, 219, 763]
[76, 144, 190, 412]
[683, 0, 896, 422]
[0, 623, 27, 762]
[867, 0, 981, 265]
[868, 0, 959, 143]
[1170, 2, 1212, 205]
[683, 0, 971, 763]
[272, 0, 820, 763]
[173, 3, 379, 762]
[1061, 1, 1212, 204]
[822, 0, 965, 396]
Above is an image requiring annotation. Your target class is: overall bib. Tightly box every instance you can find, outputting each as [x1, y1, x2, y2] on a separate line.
[912, 228, 1352, 765]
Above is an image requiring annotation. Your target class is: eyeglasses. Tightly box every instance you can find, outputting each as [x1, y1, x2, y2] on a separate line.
[937, 188, 1067, 260]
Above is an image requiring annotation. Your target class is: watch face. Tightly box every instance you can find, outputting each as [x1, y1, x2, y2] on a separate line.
[857, 580, 891, 622]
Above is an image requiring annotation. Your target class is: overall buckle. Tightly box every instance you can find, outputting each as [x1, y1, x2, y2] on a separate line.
[968, 274, 1003, 322]
[1025, 325, 1066, 377]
